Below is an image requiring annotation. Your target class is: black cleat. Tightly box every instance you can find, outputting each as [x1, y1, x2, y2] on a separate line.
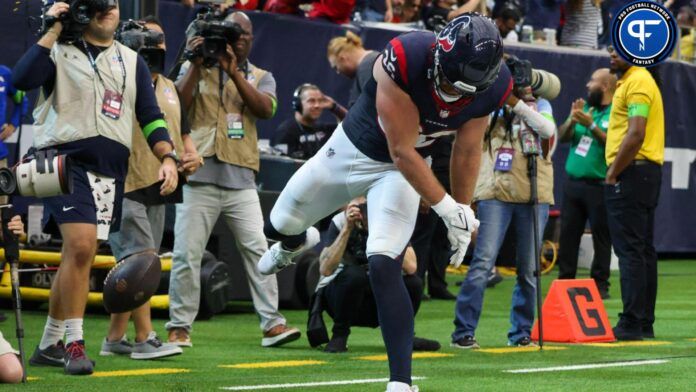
[64, 340, 94, 375]
[324, 335, 348, 353]
[30, 341, 66, 367]
[508, 336, 538, 347]
[642, 325, 655, 339]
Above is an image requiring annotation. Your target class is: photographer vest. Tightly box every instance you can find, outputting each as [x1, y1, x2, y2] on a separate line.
[125, 74, 185, 193]
[188, 63, 267, 172]
[33, 42, 138, 150]
[474, 115, 555, 205]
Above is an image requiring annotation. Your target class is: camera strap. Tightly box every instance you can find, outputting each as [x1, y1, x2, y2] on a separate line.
[82, 40, 127, 100]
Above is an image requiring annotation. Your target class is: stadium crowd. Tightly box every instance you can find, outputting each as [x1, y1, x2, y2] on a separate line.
[0, 0, 669, 390]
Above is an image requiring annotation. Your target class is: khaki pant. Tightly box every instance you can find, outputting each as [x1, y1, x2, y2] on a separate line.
[166, 184, 285, 332]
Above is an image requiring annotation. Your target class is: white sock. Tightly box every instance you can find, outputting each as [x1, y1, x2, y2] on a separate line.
[39, 316, 65, 350]
[64, 318, 84, 345]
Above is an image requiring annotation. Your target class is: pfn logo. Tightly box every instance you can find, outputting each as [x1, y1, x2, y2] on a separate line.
[612, 1, 677, 66]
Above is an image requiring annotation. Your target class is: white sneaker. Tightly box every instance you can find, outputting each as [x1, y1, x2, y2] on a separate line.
[258, 227, 320, 275]
[386, 382, 419, 392]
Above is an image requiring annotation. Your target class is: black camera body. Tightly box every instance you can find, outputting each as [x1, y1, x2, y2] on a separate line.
[41, 0, 117, 44]
[506, 55, 533, 89]
[117, 20, 166, 75]
[184, 10, 244, 67]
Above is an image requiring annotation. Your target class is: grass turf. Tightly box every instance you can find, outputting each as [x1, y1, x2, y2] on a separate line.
[2, 260, 696, 391]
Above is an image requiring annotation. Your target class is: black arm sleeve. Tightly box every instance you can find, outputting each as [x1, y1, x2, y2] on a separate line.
[134, 56, 171, 149]
[12, 44, 56, 95]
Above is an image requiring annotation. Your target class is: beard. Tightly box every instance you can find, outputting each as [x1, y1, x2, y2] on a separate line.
[587, 89, 604, 108]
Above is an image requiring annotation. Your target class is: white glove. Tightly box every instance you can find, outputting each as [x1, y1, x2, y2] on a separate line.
[431, 194, 480, 268]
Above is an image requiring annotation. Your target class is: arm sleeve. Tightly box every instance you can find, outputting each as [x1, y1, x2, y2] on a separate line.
[12, 44, 56, 94]
[511, 100, 556, 139]
[380, 37, 409, 92]
[134, 56, 171, 149]
[626, 78, 652, 118]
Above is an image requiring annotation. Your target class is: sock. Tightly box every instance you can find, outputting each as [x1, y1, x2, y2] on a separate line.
[64, 318, 84, 345]
[368, 255, 414, 385]
[39, 316, 66, 350]
[264, 220, 306, 249]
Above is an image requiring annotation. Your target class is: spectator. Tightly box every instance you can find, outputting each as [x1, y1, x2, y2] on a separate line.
[271, 84, 346, 160]
[557, 68, 616, 299]
[451, 80, 557, 349]
[560, 0, 601, 49]
[523, 0, 565, 35]
[423, 0, 482, 32]
[310, 198, 441, 353]
[674, 5, 696, 61]
[308, 0, 357, 23]
[360, 0, 397, 21]
[0, 65, 28, 204]
[393, 0, 422, 23]
[492, 3, 523, 43]
[326, 31, 379, 107]
[263, 0, 304, 16]
[410, 138, 456, 300]
[0, 331, 22, 384]
[101, 17, 200, 361]
[169, 12, 301, 348]
[605, 47, 665, 341]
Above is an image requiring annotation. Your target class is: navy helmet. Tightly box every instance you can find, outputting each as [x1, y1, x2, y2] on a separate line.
[433, 14, 504, 97]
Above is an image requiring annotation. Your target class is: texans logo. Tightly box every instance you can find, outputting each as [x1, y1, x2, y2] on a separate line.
[437, 16, 471, 52]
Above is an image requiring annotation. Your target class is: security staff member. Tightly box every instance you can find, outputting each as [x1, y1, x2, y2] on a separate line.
[13, 1, 178, 375]
[168, 12, 300, 348]
[101, 17, 202, 361]
[605, 47, 665, 341]
[557, 68, 616, 299]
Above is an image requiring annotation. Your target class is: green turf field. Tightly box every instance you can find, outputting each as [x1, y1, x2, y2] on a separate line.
[2, 260, 696, 391]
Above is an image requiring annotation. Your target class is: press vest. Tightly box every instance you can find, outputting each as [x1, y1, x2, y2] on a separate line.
[33, 41, 138, 150]
[474, 116, 555, 204]
[188, 63, 268, 172]
[125, 74, 185, 193]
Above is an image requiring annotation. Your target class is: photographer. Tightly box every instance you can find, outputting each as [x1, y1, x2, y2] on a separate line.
[557, 68, 616, 299]
[167, 11, 301, 348]
[101, 17, 202, 360]
[271, 83, 346, 160]
[13, 0, 178, 375]
[312, 198, 440, 353]
[451, 57, 557, 349]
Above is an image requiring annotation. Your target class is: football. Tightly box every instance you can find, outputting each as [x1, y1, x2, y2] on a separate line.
[102, 251, 162, 313]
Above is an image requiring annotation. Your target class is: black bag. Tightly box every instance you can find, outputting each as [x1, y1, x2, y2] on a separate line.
[306, 287, 329, 347]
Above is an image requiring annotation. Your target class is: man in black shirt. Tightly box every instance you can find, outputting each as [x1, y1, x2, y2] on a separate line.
[272, 84, 346, 160]
[314, 198, 440, 353]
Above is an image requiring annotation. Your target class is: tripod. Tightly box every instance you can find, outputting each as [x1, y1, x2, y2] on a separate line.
[526, 153, 544, 349]
[1, 205, 26, 382]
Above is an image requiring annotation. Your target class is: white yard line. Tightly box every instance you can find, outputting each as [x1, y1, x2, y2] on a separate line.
[221, 376, 426, 390]
[504, 359, 670, 374]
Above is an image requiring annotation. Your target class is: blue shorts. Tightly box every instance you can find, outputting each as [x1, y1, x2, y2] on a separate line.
[42, 164, 124, 238]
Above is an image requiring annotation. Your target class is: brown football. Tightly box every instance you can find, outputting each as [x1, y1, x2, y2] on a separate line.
[103, 251, 161, 313]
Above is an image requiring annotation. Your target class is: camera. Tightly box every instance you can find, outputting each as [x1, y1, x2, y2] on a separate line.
[41, 0, 118, 44]
[505, 55, 561, 100]
[0, 150, 73, 198]
[184, 9, 244, 67]
[117, 20, 166, 75]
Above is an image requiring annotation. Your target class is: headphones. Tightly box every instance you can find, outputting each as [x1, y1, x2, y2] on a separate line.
[292, 83, 320, 113]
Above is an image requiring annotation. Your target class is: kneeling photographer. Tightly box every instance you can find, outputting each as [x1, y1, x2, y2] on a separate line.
[168, 11, 301, 348]
[451, 56, 559, 349]
[308, 198, 440, 353]
[12, 0, 178, 375]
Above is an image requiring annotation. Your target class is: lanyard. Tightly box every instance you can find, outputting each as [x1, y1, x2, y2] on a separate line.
[82, 40, 127, 97]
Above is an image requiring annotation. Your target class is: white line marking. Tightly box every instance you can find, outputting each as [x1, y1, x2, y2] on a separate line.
[504, 359, 669, 374]
[220, 376, 426, 390]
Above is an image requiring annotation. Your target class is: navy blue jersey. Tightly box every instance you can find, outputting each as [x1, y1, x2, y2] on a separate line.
[342, 31, 513, 163]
